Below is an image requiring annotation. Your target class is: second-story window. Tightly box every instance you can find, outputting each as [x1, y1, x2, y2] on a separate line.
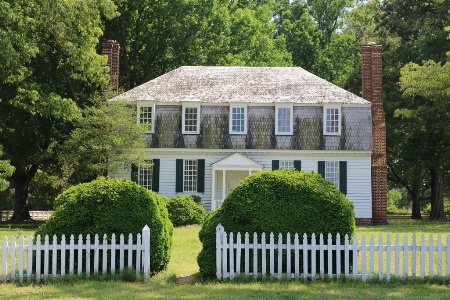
[323, 105, 341, 135]
[182, 103, 200, 134]
[137, 102, 155, 133]
[230, 105, 247, 134]
[275, 104, 293, 135]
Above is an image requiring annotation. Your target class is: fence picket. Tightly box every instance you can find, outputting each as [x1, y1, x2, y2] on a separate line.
[429, 235, 434, 277]
[403, 234, 408, 277]
[44, 235, 49, 278]
[222, 231, 228, 278]
[336, 233, 341, 277]
[77, 234, 83, 275]
[286, 233, 291, 277]
[19, 236, 24, 282]
[27, 235, 33, 281]
[311, 233, 316, 278]
[36, 235, 41, 282]
[386, 234, 391, 281]
[294, 233, 299, 279]
[302, 233, 308, 279]
[261, 233, 266, 277]
[11, 236, 16, 281]
[244, 232, 249, 276]
[420, 234, 425, 279]
[361, 234, 366, 282]
[229, 232, 234, 279]
[437, 235, 442, 276]
[319, 234, 324, 278]
[86, 235, 91, 276]
[394, 234, 400, 277]
[61, 235, 66, 277]
[352, 234, 357, 278]
[236, 232, 242, 275]
[52, 235, 57, 277]
[69, 235, 74, 275]
[277, 233, 282, 280]
[344, 234, 349, 277]
[111, 234, 116, 274]
[369, 234, 374, 279]
[269, 233, 274, 277]
[102, 234, 108, 274]
[327, 233, 333, 278]
[253, 232, 258, 278]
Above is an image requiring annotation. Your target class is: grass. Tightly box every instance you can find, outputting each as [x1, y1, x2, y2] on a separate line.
[0, 220, 450, 299]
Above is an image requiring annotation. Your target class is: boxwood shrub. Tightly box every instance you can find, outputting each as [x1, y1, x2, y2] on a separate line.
[35, 177, 173, 274]
[166, 195, 206, 227]
[197, 169, 355, 278]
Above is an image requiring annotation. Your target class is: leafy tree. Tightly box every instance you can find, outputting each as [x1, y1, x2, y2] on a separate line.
[103, 0, 292, 89]
[376, 0, 450, 219]
[0, 146, 14, 192]
[0, 0, 117, 221]
[398, 56, 450, 219]
[57, 101, 147, 188]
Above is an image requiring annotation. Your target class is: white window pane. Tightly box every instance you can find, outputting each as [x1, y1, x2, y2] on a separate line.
[325, 161, 339, 189]
[138, 160, 153, 190]
[280, 161, 294, 169]
[184, 160, 197, 192]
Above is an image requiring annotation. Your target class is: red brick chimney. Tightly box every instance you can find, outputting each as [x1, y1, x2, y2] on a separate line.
[361, 43, 387, 225]
[102, 40, 120, 94]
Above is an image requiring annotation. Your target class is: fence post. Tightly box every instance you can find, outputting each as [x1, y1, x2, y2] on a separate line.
[216, 224, 224, 279]
[142, 225, 150, 278]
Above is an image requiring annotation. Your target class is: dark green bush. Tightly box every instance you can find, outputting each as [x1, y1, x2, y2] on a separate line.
[197, 169, 355, 278]
[35, 177, 173, 274]
[166, 195, 206, 227]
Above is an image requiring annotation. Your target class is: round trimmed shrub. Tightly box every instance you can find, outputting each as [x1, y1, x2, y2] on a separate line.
[197, 169, 355, 278]
[35, 177, 173, 274]
[167, 195, 206, 227]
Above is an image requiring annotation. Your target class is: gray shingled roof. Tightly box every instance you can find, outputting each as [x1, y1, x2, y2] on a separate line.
[110, 66, 370, 105]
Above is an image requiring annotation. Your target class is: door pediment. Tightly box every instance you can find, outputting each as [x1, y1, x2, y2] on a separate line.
[212, 153, 264, 171]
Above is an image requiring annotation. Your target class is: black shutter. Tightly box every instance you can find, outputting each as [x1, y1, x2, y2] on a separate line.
[318, 161, 325, 178]
[197, 159, 205, 193]
[131, 164, 138, 183]
[272, 160, 279, 170]
[294, 160, 301, 171]
[339, 161, 347, 195]
[176, 159, 183, 192]
[152, 159, 160, 192]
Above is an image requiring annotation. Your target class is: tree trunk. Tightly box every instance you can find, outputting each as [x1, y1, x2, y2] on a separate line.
[9, 164, 39, 222]
[411, 169, 422, 219]
[429, 161, 445, 220]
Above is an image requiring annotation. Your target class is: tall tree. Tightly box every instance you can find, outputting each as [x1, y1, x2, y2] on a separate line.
[103, 0, 292, 89]
[376, 0, 450, 219]
[399, 57, 450, 219]
[0, 0, 117, 221]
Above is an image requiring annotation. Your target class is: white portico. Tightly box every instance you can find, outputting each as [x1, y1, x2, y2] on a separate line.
[211, 153, 264, 210]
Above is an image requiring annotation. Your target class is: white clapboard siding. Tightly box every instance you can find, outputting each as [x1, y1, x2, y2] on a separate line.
[0, 226, 151, 282]
[216, 224, 450, 281]
[111, 149, 372, 217]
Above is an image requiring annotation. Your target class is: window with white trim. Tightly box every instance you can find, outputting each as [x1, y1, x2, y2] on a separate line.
[184, 160, 198, 192]
[137, 102, 155, 133]
[230, 105, 247, 134]
[182, 103, 200, 134]
[275, 104, 293, 135]
[323, 105, 341, 135]
[138, 160, 153, 190]
[325, 161, 339, 189]
[280, 160, 294, 169]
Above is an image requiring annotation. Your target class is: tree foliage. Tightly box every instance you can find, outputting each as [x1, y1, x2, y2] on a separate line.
[0, 0, 118, 221]
[0, 145, 14, 192]
[376, 0, 450, 219]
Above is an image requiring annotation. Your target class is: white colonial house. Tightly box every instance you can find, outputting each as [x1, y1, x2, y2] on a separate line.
[108, 43, 388, 226]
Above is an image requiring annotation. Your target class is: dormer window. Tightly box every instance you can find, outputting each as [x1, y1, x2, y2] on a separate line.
[137, 101, 155, 133]
[275, 104, 293, 135]
[323, 104, 341, 135]
[182, 103, 201, 134]
[229, 104, 247, 134]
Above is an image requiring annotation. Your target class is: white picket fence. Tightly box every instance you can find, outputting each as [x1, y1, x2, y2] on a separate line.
[0, 225, 151, 282]
[0, 210, 54, 221]
[216, 224, 450, 281]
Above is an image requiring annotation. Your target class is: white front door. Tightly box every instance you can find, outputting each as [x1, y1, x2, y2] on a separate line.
[226, 171, 249, 195]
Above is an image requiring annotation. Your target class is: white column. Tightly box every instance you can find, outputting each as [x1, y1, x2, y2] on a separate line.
[222, 170, 226, 203]
[211, 170, 216, 210]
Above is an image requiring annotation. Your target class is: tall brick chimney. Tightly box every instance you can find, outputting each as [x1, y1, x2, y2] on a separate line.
[361, 43, 387, 225]
[102, 40, 120, 94]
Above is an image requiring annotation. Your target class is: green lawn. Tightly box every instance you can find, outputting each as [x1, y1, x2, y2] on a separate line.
[1, 220, 450, 299]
